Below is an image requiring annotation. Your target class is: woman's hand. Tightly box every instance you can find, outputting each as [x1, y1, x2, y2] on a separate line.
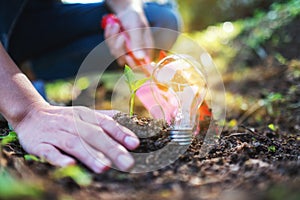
[104, 4, 153, 67]
[14, 103, 140, 173]
[0, 42, 139, 174]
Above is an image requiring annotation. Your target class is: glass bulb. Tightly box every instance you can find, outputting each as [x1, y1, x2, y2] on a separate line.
[152, 54, 207, 145]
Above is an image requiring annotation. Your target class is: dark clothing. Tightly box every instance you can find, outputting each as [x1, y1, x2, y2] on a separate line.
[0, 0, 27, 48]
[0, 0, 181, 80]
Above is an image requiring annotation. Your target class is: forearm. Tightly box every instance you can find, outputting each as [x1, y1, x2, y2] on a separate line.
[0, 43, 48, 128]
[105, 0, 143, 14]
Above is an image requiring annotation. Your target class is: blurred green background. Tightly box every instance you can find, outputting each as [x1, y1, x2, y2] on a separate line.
[177, 0, 290, 31]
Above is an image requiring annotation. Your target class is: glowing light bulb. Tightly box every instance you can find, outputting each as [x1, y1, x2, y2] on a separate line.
[152, 54, 207, 145]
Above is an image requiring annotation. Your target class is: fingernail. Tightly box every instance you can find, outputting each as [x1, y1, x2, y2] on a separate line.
[124, 136, 140, 148]
[117, 154, 134, 171]
[94, 160, 109, 173]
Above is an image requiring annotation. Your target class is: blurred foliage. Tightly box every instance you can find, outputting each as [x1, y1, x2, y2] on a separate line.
[181, 0, 300, 128]
[177, 0, 289, 31]
[46, 76, 91, 103]
[268, 123, 277, 131]
[262, 92, 285, 117]
[46, 79, 74, 103]
[184, 21, 242, 72]
[183, 0, 300, 72]
[267, 184, 300, 200]
[0, 168, 42, 199]
[237, 0, 300, 59]
[52, 165, 92, 187]
[24, 154, 42, 162]
[268, 145, 276, 153]
[0, 131, 18, 145]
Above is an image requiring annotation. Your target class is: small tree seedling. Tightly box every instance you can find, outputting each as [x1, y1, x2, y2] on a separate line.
[124, 65, 149, 116]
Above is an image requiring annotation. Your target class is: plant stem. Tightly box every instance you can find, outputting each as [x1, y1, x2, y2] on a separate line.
[129, 93, 135, 117]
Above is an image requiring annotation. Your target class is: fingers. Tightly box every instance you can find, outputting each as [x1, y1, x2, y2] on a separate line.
[125, 55, 134, 66]
[96, 110, 120, 117]
[33, 143, 76, 167]
[127, 28, 150, 66]
[75, 107, 139, 150]
[71, 120, 136, 171]
[33, 120, 135, 172]
[57, 134, 111, 173]
[71, 107, 140, 166]
[123, 12, 153, 64]
[128, 30, 144, 53]
[104, 23, 127, 66]
[96, 114, 140, 150]
[104, 12, 153, 67]
[15, 104, 140, 173]
[34, 138, 111, 174]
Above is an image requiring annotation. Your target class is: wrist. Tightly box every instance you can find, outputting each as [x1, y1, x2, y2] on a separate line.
[8, 100, 50, 130]
[0, 43, 50, 131]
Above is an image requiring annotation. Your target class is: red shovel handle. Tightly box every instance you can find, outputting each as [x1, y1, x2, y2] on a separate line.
[101, 14, 150, 72]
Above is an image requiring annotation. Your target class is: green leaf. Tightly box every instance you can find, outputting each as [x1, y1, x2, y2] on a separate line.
[24, 154, 41, 162]
[132, 77, 149, 92]
[0, 131, 18, 145]
[267, 93, 283, 102]
[268, 124, 276, 131]
[53, 165, 92, 186]
[268, 145, 276, 153]
[227, 119, 238, 128]
[0, 169, 42, 199]
[275, 53, 287, 65]
[124, 65, 135, 91]
[76, 76, 90, 90]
